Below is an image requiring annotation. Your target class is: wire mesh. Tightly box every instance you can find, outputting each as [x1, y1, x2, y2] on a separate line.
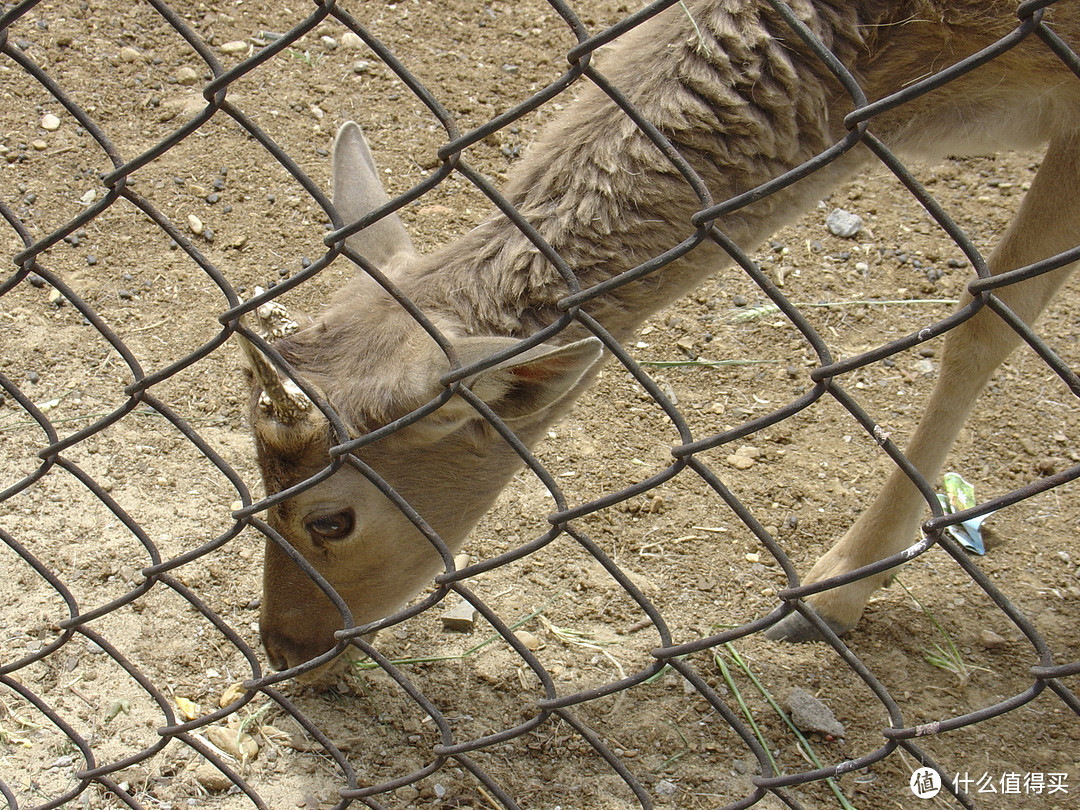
[1, 0, 1079, 808]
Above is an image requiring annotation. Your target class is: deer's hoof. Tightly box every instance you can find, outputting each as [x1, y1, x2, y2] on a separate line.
[764, 608, 854, 643]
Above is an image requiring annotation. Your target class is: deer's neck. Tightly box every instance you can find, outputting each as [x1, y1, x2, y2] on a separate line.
[395, 0, 872, 342]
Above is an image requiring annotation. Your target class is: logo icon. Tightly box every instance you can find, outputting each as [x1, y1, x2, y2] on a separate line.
[910, 767, 942, 799]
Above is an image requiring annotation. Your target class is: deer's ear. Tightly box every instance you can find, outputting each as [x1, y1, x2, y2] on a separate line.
[456, 337, 604, 422]
[333, 121, 416, 267]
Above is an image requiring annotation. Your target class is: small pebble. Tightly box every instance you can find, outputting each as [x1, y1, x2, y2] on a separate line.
[725, 445, 760, 470]
[514, 630, 542, 651]
[340, 31, 364, 49]
[440, 597, 477, 631]
[118, 46, 142, 63]
[206, 726, 258, 760]
[86, 254, 97, 266]
[175, 66, 199, 85]
[219, 682, 247, 708]
[656, 780, 678, 797]
[825, 208, 863, 238]
[187, 213, 204, 235]
[786, 687, 845, 738]
[219, 40, 248, 54]
[193, 763, 232, 793]
[41, 113, 61, 131]
[979, 629, 1008, 650]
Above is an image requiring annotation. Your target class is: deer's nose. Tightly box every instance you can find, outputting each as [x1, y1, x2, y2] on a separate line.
[260, 626, 338, 671]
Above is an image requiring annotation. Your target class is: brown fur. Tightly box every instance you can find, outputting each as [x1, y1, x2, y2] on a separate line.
[243, 0, 1080, 669]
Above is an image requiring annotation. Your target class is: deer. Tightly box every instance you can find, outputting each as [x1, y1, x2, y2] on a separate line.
[239, 0, 1080, 672]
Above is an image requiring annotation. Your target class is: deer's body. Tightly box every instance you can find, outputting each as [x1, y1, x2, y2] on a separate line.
[243, 0, 1080, 670]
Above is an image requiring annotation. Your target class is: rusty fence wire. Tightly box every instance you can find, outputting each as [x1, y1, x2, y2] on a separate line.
[2, 0, 1080, 808]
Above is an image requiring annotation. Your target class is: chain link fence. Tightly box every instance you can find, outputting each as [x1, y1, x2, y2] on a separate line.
[2, 0, 1079, 808]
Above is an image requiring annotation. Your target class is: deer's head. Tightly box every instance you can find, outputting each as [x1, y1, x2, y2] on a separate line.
[241, 123, 601, 672]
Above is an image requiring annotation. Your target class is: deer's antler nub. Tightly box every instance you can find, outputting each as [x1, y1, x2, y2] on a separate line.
[238, 288, 312, 425]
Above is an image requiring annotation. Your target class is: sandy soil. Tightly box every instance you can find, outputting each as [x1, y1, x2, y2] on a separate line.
[1, 1, 1078, 809]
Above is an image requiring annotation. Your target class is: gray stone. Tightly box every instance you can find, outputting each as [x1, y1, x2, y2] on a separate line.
[786, 687, 845, 738]
[825, 208, 863, 238]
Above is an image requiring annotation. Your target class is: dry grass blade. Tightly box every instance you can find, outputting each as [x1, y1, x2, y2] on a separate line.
[727, 298, 958, 324]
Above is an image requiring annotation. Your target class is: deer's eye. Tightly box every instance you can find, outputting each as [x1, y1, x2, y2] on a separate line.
[306, 510, 355, 541]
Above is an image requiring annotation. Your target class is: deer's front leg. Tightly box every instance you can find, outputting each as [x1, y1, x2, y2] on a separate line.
[767, 132, 1080, 642]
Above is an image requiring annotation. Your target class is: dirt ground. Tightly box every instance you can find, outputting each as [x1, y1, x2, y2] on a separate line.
[2, 1, 1079, 809]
